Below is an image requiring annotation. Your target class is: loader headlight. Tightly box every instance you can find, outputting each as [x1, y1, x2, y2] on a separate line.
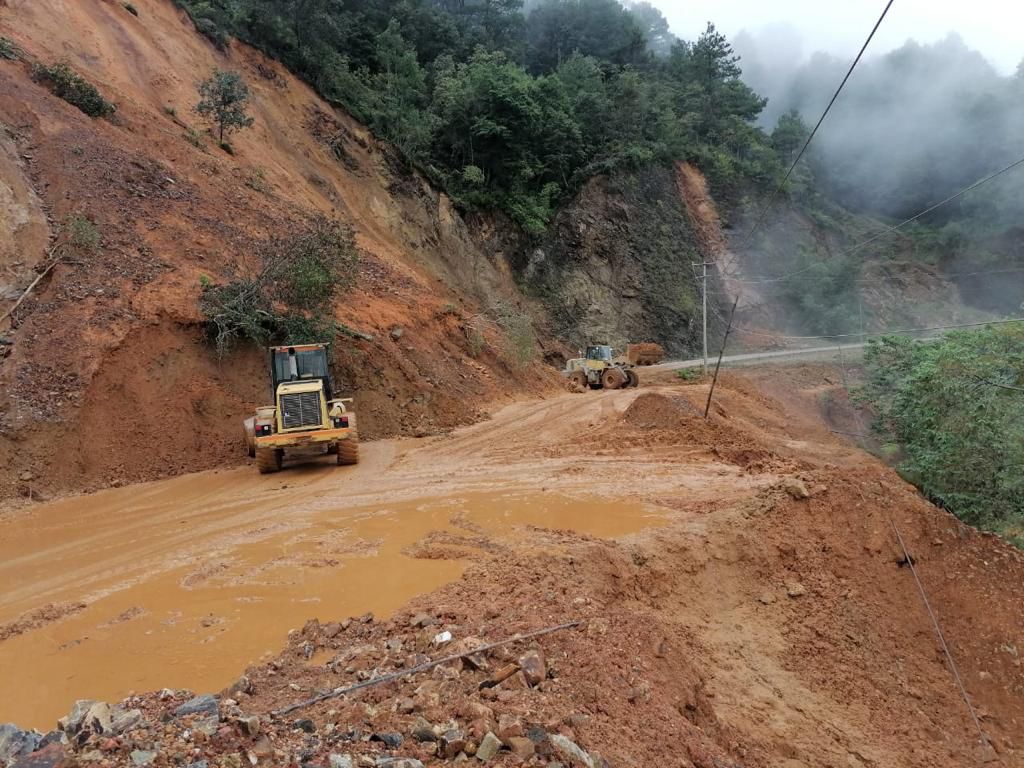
[257, 424, 272, 435]
[333, 416, 349, 428]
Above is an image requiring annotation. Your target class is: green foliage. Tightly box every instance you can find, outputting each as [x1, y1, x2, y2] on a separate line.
[676, 367, 702, 382]
[199, 217, 359, 356]
[245, 167, 269, 193]
[64, 213, 101, 254]
[0, 36, 19, 61]
[195, 69, 254, 144]
[523, 0, 647, 74]
[857, 327, 1024, 540]
[171, 0, 778, 229]
[183, 127, 205, 149]
[31, 61, 116, 118]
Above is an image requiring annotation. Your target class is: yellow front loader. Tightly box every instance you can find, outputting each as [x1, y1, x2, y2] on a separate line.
[563, 344, 639, 390]
[243, 344, 359, 473]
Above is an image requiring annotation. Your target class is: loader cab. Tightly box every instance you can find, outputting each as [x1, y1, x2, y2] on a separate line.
[585, 345, 613, 363]
[270, 344, 333, 400]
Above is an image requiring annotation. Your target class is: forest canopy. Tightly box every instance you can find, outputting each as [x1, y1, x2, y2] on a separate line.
[173, 0, 783, 230]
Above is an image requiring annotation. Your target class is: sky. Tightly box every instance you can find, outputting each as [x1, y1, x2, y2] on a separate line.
[657, 0, 1022, 74]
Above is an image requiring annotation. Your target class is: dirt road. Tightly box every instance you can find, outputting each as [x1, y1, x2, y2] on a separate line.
[3, 368, 1023, 768]
[0, 385, 761, 729]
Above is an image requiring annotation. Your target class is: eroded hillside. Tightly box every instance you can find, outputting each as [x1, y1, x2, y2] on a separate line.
[0, 0, 561, 498]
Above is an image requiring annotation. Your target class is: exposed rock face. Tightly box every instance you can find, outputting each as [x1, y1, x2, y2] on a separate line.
[516, 168, 712, 356]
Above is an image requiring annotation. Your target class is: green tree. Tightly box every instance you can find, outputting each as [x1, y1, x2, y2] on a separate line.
[524, 0, 647, 74]
[195, 69, 255, 144]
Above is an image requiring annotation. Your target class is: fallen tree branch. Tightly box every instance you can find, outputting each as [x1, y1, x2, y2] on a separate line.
[0, 245, 64, 324]
[270, 620, 581, 717]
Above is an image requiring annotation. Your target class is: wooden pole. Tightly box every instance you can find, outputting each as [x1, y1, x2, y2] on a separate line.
[704, 293, 740, 420]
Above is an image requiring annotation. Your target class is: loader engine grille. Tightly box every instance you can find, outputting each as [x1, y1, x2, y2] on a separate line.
[280, 392, 322, 430]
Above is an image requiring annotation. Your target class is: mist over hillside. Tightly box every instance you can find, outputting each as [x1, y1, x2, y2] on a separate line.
[734, 28, 1024, 226]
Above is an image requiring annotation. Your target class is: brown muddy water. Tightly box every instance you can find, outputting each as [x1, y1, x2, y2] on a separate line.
[0, 459, 667, 729]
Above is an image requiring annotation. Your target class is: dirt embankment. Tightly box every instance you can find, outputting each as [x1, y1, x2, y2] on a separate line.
[2, 367, 1022, 767]
[0, 0, 560, 500]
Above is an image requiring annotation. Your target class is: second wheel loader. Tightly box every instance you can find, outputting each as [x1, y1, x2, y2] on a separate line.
[563, 345, 639, 390]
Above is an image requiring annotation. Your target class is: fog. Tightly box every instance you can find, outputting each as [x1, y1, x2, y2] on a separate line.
[657, 0, 1024, 75]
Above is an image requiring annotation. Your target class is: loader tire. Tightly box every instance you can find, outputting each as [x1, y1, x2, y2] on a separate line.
[569, 370, 588, 390]
[601, 368, 625, 390]
[256, 447, 283, 474]
[337, 433, 360, 466]
[625, 369, 639, 388]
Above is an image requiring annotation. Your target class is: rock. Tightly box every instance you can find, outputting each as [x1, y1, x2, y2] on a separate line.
[411, 717, 437, 743]
[10, 743, 66, 768]
[525, 726, 548, 744]
[130, 749, 158, 766]
[193, 714, 219, 736]
[58, 700, 97, 733]
[292, 718, 316, 733]
[783, 479, 810, 500]
[370, 732, 403, 748]
[786, 582, 807, 598]
[475, 732, 501, 761]
[409, 613, 436, 628]
[459, 702, 494, 721]
[433, 631, 452, 646]
[323, 623, 343, 638]
[329, 755, 354, 768]
[505, 737, 535, 758]
[174, 694, 218, 717]
[186, 762, 209, 768]
[238, 715, 260, 737]
[110, 706, 143, 735]
[549, 734, 594, 768]
[757, 591, 777, 605]
[19, 471, 33, 482]
[251, 734, 273, 757]
[497, 715, 523, 740]
[440, 729, 467, 759]
[389, 326, 404, 341]
[1, 724, 42, 763]
[375, 760, 423, 768]
[519, 650, 546, 687]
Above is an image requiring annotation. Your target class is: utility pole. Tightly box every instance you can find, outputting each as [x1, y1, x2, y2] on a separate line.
[693, 262, 713, 374]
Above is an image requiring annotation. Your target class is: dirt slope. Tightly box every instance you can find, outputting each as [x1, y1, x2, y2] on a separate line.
[0, 0, 558, 500]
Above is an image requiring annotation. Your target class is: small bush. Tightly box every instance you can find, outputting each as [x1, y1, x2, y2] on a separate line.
[65, 214, 100, 254]
[183, 128, 205, 149]
[219, 141, 234, 155]
[31, 61, 116, 118]
[245, 167, 269, 193]
[676, 368, 702, 382]
[200, 217, 360, 356]
[164, 105, 177, 118]
[0, 36, 19, 61]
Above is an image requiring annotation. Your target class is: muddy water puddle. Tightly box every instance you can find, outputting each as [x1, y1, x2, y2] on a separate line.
[0, 479, 667, 729]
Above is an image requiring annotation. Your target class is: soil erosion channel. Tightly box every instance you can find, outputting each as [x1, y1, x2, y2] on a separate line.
[0, 386, 755, 729]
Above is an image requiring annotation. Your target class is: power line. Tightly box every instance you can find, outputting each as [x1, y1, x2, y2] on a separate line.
[736, 0, 895, 252]
[739, 153, 1024, 285]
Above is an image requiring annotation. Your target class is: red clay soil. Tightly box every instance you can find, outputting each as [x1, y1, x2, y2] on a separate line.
[11, 368, 1022, 768]
[0, 0, 560, 501]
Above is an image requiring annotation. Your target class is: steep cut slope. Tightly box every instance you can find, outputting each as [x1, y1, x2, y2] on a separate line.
[0, 0, 557, 498]
[516, 167, 709, 356]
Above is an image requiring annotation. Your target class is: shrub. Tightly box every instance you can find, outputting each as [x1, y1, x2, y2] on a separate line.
[65, 213, 100, 253]
[31, 61, 116, 118]
[676, 367, 702, 382]
[0, 36, 19, 61]
[857, 327, 1024, 542]
[183, 127, 205, 149]
[199, 217, 360, 356]
[245, 167, 269, 193]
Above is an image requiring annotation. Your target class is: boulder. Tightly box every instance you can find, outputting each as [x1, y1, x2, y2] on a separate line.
[174, 695, 218, 718]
